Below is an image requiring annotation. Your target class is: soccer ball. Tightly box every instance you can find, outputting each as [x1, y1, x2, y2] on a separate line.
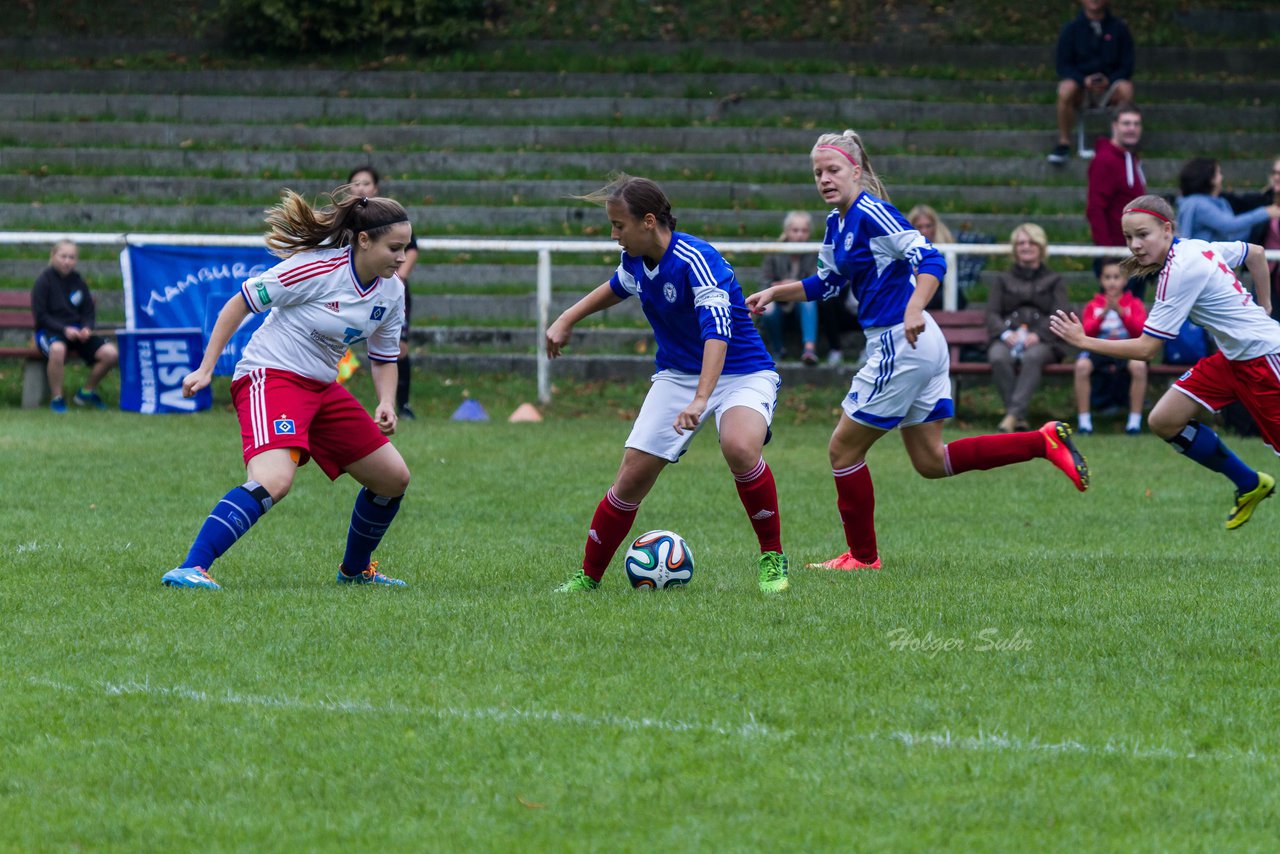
[624, 530, 694, 589]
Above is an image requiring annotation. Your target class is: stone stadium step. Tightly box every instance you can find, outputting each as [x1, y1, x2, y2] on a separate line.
[0, 175, 1107, 210]
[4, 147, 1268, 188]
[4, 92, 1277, 131]
[2, 54, 1277, 99]
[4, 118, 1276, 159]
[0, 202, 1100, 237]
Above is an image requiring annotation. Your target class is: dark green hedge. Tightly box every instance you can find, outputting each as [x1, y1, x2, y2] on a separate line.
[216, 0, 488, 54]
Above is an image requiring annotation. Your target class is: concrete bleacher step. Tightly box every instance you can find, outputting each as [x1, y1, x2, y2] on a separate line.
[5, 93, 1278, 132]
[4, 119, 1274, 160]
[0, 201, 1104, 238]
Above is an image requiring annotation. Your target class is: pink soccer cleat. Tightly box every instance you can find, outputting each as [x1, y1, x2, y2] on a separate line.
[805, 551, 881, 571]
[1039, 420, 1089, 492]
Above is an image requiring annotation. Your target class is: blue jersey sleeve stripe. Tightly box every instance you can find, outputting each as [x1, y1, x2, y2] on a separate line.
[673, 242, 719, 289]
[857, 197, 904, 235]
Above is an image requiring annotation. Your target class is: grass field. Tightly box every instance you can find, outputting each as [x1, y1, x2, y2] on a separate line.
[3, 378, 1280, 850]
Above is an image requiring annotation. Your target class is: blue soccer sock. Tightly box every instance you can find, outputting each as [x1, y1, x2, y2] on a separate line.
[182, 481, 273, 570]
[341, 488, 403, 575]
[1166, 420, 1259, 493]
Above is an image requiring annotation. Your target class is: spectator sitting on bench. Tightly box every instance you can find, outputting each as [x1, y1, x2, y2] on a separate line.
[908, 204, 988, 310]
[986, 223, 1070, 433]
[31, 239, 118, 412]
[1073, 258, 1147, 435]
[758, 210, 821, 364]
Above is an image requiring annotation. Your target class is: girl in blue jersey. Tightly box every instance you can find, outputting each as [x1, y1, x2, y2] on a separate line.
[546, 174, 790, 593]
[748, 131, 1090, 571]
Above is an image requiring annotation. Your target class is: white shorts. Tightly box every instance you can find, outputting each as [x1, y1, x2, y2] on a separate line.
[626, 369, 781, 462]
[842, 313, 954, 431]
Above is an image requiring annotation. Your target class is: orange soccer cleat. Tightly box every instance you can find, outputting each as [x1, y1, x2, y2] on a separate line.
[805, 551, 881, 571]
[1039, 420, 1089, 492]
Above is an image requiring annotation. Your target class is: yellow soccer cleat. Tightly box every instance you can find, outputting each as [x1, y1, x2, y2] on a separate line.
[1226, 471, 1275, 530]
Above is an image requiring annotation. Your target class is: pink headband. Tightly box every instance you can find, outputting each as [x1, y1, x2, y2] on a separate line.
[816, 144, 860, 168]
[1127, 207, 1171, 223]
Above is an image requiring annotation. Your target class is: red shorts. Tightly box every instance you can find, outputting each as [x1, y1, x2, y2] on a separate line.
[1174, 351, 1280, 455]
[231, 368, 389, 480]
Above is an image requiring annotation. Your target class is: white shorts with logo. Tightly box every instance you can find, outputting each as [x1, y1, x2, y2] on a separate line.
[842, 312, 954, 431]
[626, 369, 781, 462]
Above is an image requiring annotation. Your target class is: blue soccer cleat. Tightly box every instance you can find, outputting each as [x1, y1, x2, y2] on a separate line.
[337, 561, 406, 586]
[162, 566, 221, 590]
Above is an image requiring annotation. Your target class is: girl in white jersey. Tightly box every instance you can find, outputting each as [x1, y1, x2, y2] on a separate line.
[1051, 194, 1278, 529]
[161, 188, 414, 589]
[748, 131, 1090, 571]
[546, 174, 791, 594]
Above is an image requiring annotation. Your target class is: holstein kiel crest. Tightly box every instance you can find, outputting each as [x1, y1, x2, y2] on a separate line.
[663, 282, 677, 303]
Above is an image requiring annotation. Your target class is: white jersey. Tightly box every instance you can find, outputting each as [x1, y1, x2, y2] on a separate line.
[233, 247, 404, 382]
[1144, 238, 1280, 362]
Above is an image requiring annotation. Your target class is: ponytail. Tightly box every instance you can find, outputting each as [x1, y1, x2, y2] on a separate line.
[577, 172, 678, 231]
[264, 185, 408, 258]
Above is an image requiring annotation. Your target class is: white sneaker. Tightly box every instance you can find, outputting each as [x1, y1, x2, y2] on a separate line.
[826, 349, 842, 366]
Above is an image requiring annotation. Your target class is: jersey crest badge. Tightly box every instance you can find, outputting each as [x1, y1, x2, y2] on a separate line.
[663, 282, 677, 303]
[844, 233, 854, 251]
[370, 305, 386, 321]
[273, 417, 296, 435]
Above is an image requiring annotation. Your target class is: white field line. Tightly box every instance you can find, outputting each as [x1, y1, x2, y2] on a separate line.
[26, 677, 788, 741]
[22, 678, 1273, 762]
[886, 728, 1271, 763]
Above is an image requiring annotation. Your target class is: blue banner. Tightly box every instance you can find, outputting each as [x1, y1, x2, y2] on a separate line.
[116, 329, 212, 414]
[122, 244, 274, 375]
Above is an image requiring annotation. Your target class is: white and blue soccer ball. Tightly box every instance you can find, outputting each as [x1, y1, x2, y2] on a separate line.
[624, 530, 694, 589]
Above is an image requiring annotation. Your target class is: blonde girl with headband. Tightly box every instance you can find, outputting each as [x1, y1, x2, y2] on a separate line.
[162, 187, 415, 590]
[1051, 194, 1279, 529]
[748, 130, 1090, 571]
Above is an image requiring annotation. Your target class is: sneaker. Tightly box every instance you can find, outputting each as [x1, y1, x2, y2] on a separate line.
[553, 569, 600, 592]
[49, 396, 67, 413]
[1046, 143, 1071, 165]
[758, 551, 790, 593]
[162, 566, 221, 590]
[801, 345, 818, 366]
[398, 403, 416, 420]
[337, 560, 406, 586]
[1039, 420, 1089, 492]
[1078, 425, 1093, 435]
[826, 349, 843, 366]
[1226, 471, 1275, 531]
[74, 389, 106, 410]
[805, 551, 881, 571]
[1125, 425, 1141, 435]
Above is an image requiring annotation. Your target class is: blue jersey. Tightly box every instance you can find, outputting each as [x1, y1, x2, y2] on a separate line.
[800, 192, 947, 329]
[609, 232, 775, 375]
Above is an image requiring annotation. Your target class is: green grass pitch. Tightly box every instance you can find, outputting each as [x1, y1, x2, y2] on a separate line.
[2, 388, 1279, 850]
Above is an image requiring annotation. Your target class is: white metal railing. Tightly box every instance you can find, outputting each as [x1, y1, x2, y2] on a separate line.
[4, 231, 1278, 403]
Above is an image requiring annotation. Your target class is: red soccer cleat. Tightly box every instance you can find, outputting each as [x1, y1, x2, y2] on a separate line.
[805, 551, 882, 571]
[1040, 420, 1089, 492]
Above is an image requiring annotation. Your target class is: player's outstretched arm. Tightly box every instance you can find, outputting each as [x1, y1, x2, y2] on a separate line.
[745, 280, 807, 315]
[1050, 310, 1163, 362]
[546, 282, 623, 358]
[183, 293, 251, 397]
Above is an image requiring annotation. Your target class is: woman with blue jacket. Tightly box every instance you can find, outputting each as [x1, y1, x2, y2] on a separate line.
[1177, 157, 1280, 242]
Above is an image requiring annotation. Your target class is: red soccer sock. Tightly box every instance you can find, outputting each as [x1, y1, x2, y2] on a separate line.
[944, 430, 1044, 475]
[733, 458, 782, 553]
[582, 487, 640, 581]
[833, 462, 878, 564]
